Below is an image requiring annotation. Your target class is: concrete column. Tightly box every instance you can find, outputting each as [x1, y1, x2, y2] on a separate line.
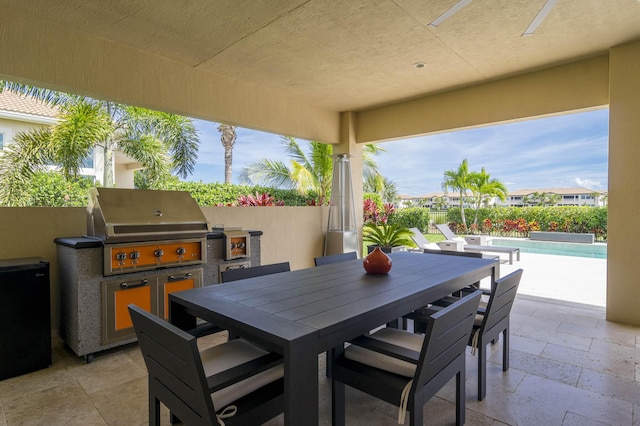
[607, 39, 640, 326]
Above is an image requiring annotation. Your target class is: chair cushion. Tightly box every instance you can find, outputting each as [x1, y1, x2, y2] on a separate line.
[200, 338, 284, 409]
[345, 328, 423, 377]
[474, 313, 485, 326]
[422, 242, 440, 250]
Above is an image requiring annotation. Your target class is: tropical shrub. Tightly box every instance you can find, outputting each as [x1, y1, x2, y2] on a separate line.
[25, 172, 96, 207]
[236, 192, 284, 206]
[362, 222, 414, 248]
[388, 207, 431, 231]
[363, 195, 394, 224]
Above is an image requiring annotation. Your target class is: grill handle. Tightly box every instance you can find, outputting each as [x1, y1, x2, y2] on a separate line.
[168, 273, 193, 282]
[120, 279, 148, 289]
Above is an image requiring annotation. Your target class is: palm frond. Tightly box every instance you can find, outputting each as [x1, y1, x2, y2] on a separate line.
[52, 99, 113, 179]
[121, 107, 200, 178]
[0, 128, 54, 206]
[118, 134, 171, 188]
[0, 81, 74, 106]
[241, 159, 294, 188]
[281, 136, 308, 165]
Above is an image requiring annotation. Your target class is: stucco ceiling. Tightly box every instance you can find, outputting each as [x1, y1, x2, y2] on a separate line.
[4, 0, 640, 112]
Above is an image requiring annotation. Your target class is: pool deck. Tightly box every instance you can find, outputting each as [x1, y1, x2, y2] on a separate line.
[496, 251, 606, 307]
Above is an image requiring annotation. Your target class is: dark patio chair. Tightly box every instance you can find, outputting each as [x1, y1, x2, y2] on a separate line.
[313, 251, 357, 266]
[220, 261, 290, 283]
[414, 269, 523, 400]
[331, 290, 482, 426]
[128, 304, 284, 426]
[403, 249, 489, 332]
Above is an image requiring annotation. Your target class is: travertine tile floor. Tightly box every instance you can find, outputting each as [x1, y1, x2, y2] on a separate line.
[2, 253, 638, 426]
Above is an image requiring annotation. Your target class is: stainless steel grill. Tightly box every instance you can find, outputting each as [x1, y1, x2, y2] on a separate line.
[86, 188, 209, 276]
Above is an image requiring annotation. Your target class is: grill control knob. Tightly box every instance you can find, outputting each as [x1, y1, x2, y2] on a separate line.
[115, 252, 127, 261]
[130, 251, 140, 260]
[176, 247, 186, 256]
[154, 249, 164, 258]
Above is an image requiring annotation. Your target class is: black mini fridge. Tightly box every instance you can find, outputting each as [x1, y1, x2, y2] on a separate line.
[0, 258, 51, 380]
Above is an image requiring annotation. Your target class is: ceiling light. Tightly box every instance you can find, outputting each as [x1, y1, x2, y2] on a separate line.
[428, 0, 473, 28]
[522, 0, 558, 36]
[414, 62, 426, 69]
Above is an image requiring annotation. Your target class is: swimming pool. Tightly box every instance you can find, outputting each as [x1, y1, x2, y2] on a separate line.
[490, 238, 607, 259]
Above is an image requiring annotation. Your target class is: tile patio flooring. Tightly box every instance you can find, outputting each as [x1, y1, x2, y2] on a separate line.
[2, 252, 639, 425]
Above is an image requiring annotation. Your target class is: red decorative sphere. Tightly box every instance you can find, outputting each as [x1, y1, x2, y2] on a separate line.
[363, 247, 392, 274]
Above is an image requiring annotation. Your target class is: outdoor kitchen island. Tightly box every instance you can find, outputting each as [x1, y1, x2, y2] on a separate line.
[55, 188, 262, 361]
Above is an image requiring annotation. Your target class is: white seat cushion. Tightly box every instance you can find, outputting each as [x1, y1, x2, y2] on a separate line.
[345, 328, 423, 377]
[200, 338, 284, 410]
[474, 313, 485, 326]
[422, 242, 441, 250]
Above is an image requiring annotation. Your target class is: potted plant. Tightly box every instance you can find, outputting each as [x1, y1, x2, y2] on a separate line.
[363, 222, 414, 254]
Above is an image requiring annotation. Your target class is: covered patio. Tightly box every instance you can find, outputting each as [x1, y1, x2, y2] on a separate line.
[0, 2, 639, 424]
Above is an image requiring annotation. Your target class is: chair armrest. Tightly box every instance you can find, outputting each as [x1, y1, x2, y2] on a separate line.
[349, 335, 420, 365]
[207, 352, 283, 393]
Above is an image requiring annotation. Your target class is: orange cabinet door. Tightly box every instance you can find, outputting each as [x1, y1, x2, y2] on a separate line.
[159, 269, 202, 319]
[102, 277, 157, 345]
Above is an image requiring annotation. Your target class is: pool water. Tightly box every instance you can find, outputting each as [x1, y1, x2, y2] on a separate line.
[490, 238, 607, 259]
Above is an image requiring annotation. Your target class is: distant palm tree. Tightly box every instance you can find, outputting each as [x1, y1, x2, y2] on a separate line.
[218, 124, 236, 183]
[468, 167, 507, 226]
[0, 82, 199, 197]
[240, 136, 384, 204]
[442, 159, 471, 229]
[364, 174, 398, 204]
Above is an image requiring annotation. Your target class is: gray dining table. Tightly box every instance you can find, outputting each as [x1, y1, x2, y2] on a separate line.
[169, 251, 498, 425]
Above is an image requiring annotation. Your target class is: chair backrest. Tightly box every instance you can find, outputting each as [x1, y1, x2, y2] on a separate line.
[409, 228, 430, 248]
[435, 223, 457, 240]
[414, 290, 482, 389]
[314, 251, 358, 266]
[128, 304, 218, 425]
[479, 269, 522, 333]
[220, 261, 290, 283]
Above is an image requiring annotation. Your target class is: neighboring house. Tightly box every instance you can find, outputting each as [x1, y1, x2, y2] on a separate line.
[499, 188, 607, 207]
[398, 191, 491, 210]
[0, 90, 140, 188]
[398, 187, 606, 209]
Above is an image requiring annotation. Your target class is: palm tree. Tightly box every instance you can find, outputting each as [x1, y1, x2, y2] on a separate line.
[217, 124, 236, 183]
[442, 159, 471, 229]
[240, 136, 384, 204]
[0, 82, 199, 200]
[468, 167, 507, 226]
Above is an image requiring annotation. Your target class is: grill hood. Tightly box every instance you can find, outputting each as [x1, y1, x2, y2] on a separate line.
[87, 188, 209, 243]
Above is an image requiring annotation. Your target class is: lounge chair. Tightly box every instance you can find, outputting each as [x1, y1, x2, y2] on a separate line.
[435, 224, 520, 264]
[408, 228, 441, 250]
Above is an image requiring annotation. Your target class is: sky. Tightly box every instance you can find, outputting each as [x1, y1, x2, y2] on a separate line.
[188, 108, 609, 196]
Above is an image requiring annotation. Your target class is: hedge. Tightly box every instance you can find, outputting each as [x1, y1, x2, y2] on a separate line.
[445, 206, 607, 241]
[388, 207, 431, 231]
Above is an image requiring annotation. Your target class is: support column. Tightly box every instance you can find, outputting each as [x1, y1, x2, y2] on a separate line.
[607, 39, 640, 326]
